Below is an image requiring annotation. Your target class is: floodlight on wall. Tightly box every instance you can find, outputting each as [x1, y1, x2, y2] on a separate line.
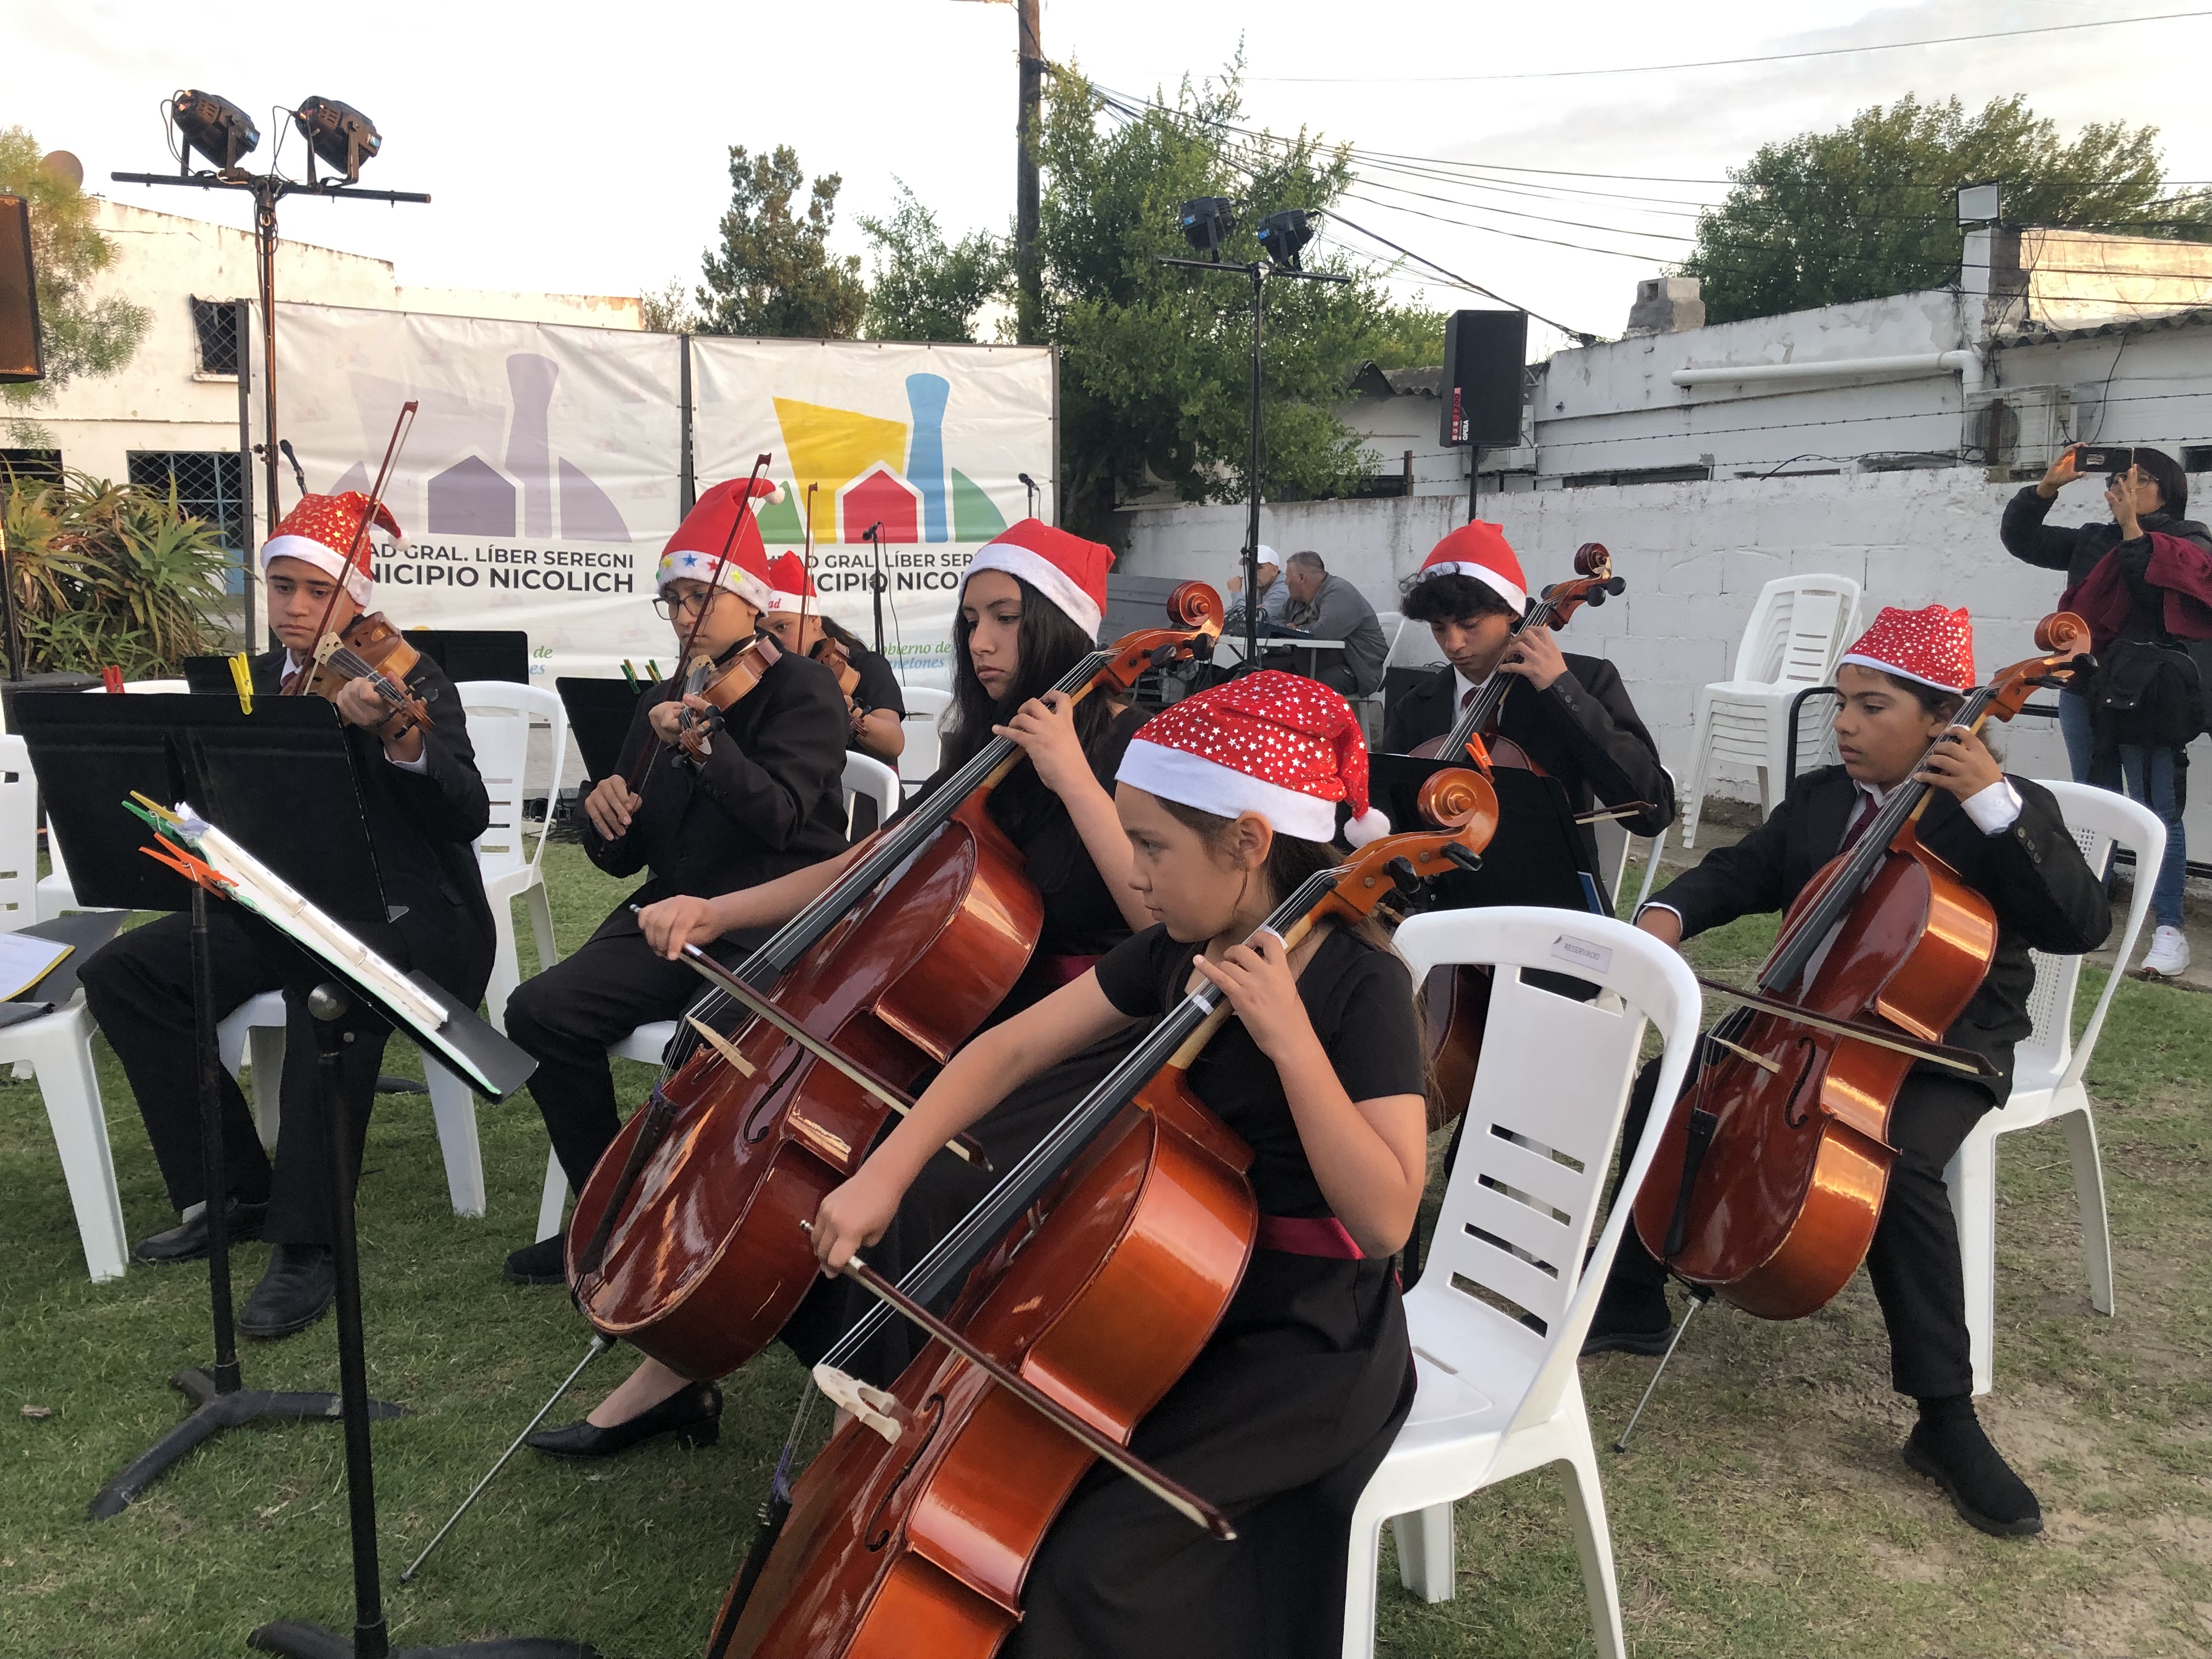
[294, 96, 381, 184]
[1178, 196, 1238, 261]
[172, 90, 260, 172]
[1257, 208, 1316, 271]
[1957, 180, 2002, 227]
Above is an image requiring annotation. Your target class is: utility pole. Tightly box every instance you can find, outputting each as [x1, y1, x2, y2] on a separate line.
[1015, 0, 1043, 343]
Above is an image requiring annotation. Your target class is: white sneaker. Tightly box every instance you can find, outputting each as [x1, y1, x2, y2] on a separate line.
[2142, 925, 2192, 979]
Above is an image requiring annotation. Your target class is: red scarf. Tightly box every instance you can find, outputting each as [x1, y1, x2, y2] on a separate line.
[2057, 531, 2212, 651]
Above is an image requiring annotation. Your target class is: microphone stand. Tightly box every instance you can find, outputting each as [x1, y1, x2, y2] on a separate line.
[862, 522, 887, 656]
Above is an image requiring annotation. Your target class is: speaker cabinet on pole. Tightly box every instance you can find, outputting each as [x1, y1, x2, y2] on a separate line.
[1437, 308, 1525, 449]
[0, 195, 41, 385]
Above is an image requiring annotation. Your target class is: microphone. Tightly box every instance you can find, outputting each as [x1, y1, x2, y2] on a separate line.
[277, 439, 309, 500]
[1017, 472, 1035, 488]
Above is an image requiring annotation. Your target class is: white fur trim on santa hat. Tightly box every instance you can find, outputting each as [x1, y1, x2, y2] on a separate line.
[263, 534, 373, 606]
[962, 543, 1102, 637]
[1835, 652, 1968, 696]
[1420, 562, 1525, 614]
[1117, 737, 1341, 844]
[656, 549, 775, 612]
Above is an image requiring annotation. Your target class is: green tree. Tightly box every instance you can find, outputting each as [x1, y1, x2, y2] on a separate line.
[858, 181, 1011, 342]
[638, 278, 699, 334]
[0, 128, 151, 443]
[696, 144, 866, 340]
[1682, 95, 2212, 325]
[1036, 63, 1441, 534]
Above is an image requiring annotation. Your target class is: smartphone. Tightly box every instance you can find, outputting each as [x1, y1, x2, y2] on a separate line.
[2075, 445, 2136, 474]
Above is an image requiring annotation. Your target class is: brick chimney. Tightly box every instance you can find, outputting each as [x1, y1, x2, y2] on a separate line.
[1625, 276, 1705, 336]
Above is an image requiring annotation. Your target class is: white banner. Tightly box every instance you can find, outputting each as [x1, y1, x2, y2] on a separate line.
[267, 303, 684, 679]
[690, 337, 1056, 687]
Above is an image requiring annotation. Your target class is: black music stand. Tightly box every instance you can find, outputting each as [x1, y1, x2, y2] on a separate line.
[13, 692, 407, 1523]
[556, 676, 646, 785]
[1368, 755, 1602, 916]
[404, 629, 531, 686]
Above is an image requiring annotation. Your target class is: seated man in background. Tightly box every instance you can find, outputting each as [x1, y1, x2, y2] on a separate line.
[762, 551, 906, 766]
[1223, 545, 1291, 630]
[1281, 549, 1387, 697]
[497, 478, 850, 1286]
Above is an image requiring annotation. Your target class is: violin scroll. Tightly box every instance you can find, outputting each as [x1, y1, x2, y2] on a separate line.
[2033, 610, 2090, 655]
[1415, 765, 1499, 834]
[1572, 541, 1612, 579]
[1166, 580, 1225, 631]
[1325, 769, 1499, 923]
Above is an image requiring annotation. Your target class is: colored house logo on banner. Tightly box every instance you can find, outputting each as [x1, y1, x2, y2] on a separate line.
[753, 373, 1009, 545]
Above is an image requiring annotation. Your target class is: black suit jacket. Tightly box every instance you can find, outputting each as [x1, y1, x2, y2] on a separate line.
[252, 646, 496, 998]
[581, 647, 851, 930]
[1384, 653, 1675, 859]
[1648, 765, 2112, 1098]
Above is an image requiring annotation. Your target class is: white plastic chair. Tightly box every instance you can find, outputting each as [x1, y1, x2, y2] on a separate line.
[1343, 909, 1701, 1659]
[534, 1019, 679, 1242]
[455, 681, 566, 1033]
[842, 751, 901, 842]
[1678, 575, 1861, 847]
[1592, 765, 1681, 915]
[217, 992, 491, 1217]
[898, 686, 952, 792]
[16, 998, 126, 1281]
[1945, 780, 2159, 1397]
[0, 733, 41, 932]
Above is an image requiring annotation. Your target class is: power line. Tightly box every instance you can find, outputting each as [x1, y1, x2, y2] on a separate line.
[1249, 9, 2212, 84]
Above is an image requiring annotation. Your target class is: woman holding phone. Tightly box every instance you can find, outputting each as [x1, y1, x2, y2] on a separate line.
[2001, 443, 2212, 977]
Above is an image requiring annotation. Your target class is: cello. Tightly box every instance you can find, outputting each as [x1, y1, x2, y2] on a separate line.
[565, 583, 1227, 1380]
[707, 768, 1501, 1659]
[1630, 612, 2094, 1319]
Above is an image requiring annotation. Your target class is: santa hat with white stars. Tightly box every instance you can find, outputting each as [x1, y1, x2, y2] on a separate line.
[1117, 669, 1391, 847]
[1837, 604, 1976, 695]
[960, 518, 1114, 637]
[655, 476, 787, 610]
[262, 492, 399, 606]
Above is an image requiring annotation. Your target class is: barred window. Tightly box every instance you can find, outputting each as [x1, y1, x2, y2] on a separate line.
[127, 451, 247, 550]
[0, 449, 63, 486]
[190, 298, 241, 376]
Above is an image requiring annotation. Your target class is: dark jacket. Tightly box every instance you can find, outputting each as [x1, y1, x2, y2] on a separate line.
[1647, 764, 2111, 1099]
[2001, 485, 2212, 652]
[1285, 573, 1389, 695]
[1384, 653, 1676, 855]
[252, 646, 495, 994]
[581, 647, 850, 916]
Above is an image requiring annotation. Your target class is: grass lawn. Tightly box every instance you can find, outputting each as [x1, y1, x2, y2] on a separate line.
[4, 843, 2210, 1656]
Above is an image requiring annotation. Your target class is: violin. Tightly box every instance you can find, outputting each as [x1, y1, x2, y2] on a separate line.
[809, 631, 865, 714]
[1411, 541, 1626, 1127]
[1630, 612, 2094, 1319]
[291, 610, 436, 738]
[663, 632, 784, 768]
[563, 582, 1228, 1384]
[707, 768, 1502, 1659]
[1410, 540, 1626, 774]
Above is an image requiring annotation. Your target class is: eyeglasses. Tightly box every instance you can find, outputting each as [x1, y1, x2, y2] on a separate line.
[652, 588, 720, 621]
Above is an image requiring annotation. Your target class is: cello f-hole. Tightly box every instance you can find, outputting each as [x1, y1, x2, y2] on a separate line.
[742, 1042, 815, 1146]
[1782, 1037, 1821, 1130]
[865, 1395, 946, 1551]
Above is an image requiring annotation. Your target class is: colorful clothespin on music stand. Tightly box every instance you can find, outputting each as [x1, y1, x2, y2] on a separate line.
[646, 659, 663, 684]
[99, 665, 125, 695]
[620, 659, 640, 692]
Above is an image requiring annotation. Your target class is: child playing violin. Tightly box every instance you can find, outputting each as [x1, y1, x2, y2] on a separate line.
[809, 671, 1427, 1658]
[530, 522, 1155, 1457]
[760, 551, 907, 766]
[1585, 606, 2110, 1538]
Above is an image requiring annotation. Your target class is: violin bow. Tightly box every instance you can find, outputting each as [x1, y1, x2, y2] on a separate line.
[287, 400, 417, 692]
[1693, 976, 1997, 1076]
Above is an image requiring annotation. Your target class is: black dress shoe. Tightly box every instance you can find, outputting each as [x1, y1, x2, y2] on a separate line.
[1904, 1414, 2042, 1537]
[1580, 1286, 1675, 1357]
[503, 1234, 568, 1286]
[134, 1199, 269, 1264]
[239, 1244, 336, 1339]
[526, 1381, 721, 1459]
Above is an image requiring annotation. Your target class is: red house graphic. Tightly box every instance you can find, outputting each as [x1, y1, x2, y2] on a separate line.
[838, 462, 923, 544]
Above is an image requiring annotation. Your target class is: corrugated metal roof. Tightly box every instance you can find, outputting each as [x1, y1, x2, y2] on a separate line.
[1994, 306, 2212, 347]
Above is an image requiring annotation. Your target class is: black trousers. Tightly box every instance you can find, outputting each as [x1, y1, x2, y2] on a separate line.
[1605, 1059, 1994, 1400]
[504, 905, 750, 1194]
[80, 907, 424, 1247]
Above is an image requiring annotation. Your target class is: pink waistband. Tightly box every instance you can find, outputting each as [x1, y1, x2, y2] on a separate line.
[1256, 1215, 1365, 1260]
[1036, 953, 1102, 988]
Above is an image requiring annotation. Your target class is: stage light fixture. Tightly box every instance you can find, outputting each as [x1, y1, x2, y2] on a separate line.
[1257, 209, 1316, 271]
[172, 90, 260, 172]
[1178, 196, 1237, 261]
[294, 96, 381, 184]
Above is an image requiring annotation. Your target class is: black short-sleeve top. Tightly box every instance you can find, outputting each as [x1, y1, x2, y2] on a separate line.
[1093, 924, 1424, 1218]
[845, 644, 906, 725]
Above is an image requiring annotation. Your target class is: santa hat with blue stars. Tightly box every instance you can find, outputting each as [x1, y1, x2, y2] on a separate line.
[655, 476, 787, 610]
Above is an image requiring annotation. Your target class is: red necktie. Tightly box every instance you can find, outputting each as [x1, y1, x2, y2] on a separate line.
[1839, 792, 1880, 852]
[1460, 686, 1476, 712]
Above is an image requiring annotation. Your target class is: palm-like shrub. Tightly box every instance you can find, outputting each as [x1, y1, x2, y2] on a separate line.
[0, 469, 236, 676]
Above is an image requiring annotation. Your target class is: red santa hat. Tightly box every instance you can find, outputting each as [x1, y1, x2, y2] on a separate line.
[960, 518, 1113, 637]
[261, 492, 398, 606]
[1414, 521, 1527, 614]
[656, 476, 787, 610]
[765, 551, 816, 615]
[1837, 604, 1977, 695]
[1116, 669, 1390, 848]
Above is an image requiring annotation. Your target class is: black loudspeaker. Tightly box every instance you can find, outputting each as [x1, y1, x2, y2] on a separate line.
[1437, 308, 1525, 449]
[0, 194, 41, 385]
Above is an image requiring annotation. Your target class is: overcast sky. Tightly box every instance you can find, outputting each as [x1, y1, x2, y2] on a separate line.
[12, 1, 2207, 359]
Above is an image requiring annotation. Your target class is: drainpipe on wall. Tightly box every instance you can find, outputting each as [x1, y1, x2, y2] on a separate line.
[1669, 350, 1984, 396]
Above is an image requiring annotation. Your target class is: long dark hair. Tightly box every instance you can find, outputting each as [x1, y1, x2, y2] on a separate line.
[941, 572, 1116, 785]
